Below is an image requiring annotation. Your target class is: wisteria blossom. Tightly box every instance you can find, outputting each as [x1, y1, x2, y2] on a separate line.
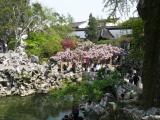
[51, 43, 125, 63]
[51, 49, 79, 62]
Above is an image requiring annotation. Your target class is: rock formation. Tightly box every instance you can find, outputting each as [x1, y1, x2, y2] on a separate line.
[0, 45, 82, 97]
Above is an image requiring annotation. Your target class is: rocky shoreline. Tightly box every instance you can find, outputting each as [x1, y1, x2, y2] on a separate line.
[80, 82, 160, 120]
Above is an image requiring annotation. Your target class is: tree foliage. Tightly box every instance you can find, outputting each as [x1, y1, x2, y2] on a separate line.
[120, 18, 144, 63]
[0, 0, 74, 61]
[85, 14, 98, 41]
[26, 29, 62, 59]
[0, 0, 73, 54]
[103, 0, 138, 17]
[0, 0, 31, 51]
[25, 5, 73, 60]
[41, 8, 73, 38]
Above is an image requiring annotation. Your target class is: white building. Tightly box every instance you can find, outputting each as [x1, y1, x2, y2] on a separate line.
[70, 20, 132, 39]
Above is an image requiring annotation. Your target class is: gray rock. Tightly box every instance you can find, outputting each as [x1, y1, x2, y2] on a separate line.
[142, 115, 160, 120]
[0, 47, 85, 97]
[31, 55, 39, 63]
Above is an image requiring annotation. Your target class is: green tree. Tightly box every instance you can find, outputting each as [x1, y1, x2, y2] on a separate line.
[0, 0, 52, 51]
[66, 13, 74, 24]
[28, 2, 46, 32]
[85, 13, 98, 41]
[25, 3, 73, 60]
[120, 18, 144, 69]
[0, 0, 31, 51]
[0, 0, 72, 52]
[42, 8, 73, 38]
[104, 0, 160, 107]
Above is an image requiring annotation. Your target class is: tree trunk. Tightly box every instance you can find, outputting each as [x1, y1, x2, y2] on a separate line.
[138, 0, 160, 107]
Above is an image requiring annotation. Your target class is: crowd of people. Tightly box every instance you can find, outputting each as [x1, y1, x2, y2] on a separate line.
[127, 68, 141, 87]
[116, 67, 142, 101]
[53, 59, 118, 82]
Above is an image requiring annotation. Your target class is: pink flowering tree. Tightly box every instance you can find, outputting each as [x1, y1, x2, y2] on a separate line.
[51, 44, 125, 63]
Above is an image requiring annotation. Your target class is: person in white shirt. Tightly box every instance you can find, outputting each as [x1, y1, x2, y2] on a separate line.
[96, 64, 101, 71]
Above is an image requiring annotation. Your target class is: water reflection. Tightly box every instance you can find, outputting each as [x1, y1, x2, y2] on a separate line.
[0, 94, 72, 120]
[47, 111, 70, 120]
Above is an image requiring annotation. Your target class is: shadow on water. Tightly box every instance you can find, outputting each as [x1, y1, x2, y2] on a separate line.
[0, 94, 72, 120]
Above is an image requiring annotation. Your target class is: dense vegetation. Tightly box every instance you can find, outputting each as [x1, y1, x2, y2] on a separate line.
[95, 37, 128, 47]
[0, 0, 74, 61]
[0, 0, 32, 51]
[25, 3, 74, 60]
[51, 71, 122, 103]
[26, 30, 62, 59]
[120, 18, 144, 63]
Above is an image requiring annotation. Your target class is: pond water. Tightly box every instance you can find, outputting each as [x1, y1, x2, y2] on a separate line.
[0, 94, 73, 120]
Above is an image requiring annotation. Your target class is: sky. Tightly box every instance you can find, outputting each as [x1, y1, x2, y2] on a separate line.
[31, 0, 137, 22]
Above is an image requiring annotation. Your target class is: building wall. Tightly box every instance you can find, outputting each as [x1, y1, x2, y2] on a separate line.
[70, 27, 132, 40]
[109, 29, 132, 39]
[79, 21, 88, 28]
[71, 31, 86, 39]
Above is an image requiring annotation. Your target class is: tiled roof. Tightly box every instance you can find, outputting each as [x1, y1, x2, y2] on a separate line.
[70, 21, 86, 28]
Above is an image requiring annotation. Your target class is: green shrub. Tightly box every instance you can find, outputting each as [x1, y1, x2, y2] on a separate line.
[95, 39, 114, 45]
[95, 37, 127, 47]
[8, 39, 16, 50]
[26, 30, 62, 60]
[50, 71, 122, 102]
